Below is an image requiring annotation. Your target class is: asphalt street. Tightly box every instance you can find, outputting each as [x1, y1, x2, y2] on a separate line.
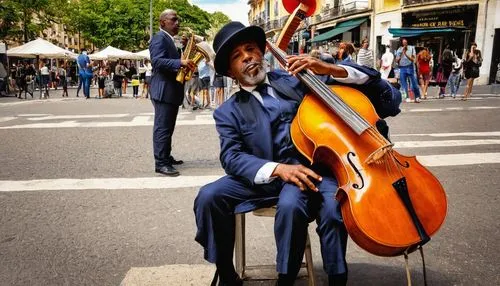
[0, 85, 499, 286]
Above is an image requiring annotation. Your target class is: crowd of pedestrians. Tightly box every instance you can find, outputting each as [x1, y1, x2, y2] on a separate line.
[1, 37, 487, 105]
[392, 39, 482, 102]
[183, 57, 232, 111]
[306, 37, 484, 103]
[5, 53, 161, 101]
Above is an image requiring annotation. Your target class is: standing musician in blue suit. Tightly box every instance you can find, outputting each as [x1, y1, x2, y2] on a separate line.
[149, 9, 195, 176]
[194, 22, 401, 286]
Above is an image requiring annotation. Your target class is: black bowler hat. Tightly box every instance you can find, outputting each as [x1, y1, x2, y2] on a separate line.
[213, 21, 266, 77]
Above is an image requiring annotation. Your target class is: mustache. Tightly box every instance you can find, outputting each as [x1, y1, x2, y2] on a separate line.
[242, 61, 263, 73]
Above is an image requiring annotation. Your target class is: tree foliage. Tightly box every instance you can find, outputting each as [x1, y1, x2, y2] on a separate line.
[0, 0, 69, 43]
[0, 0, 231, 51]
[63, 0, 231, 51]
[206, 11, 231, 41]
[62, 0, 151, 51]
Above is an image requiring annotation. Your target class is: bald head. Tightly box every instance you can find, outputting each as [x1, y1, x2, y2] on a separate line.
[160, 9, 176, 21]
[159, 9, 180, 36]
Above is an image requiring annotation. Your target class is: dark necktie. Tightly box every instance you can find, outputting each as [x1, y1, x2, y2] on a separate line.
[255, 83, 280, 120]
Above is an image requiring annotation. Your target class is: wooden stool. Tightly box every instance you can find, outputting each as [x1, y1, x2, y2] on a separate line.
[234, 207, 316, 285]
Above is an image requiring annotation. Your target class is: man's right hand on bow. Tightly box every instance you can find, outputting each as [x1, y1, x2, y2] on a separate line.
[181, 59, 196, 71]
[272, 164, 322, 192]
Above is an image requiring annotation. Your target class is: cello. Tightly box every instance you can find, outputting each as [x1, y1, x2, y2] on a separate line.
[268, 0, 447, 258]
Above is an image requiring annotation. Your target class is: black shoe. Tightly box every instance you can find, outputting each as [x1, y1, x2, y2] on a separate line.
[169, 156, 184, 165]
[211, 270, 242, 286]
[328, 273, 347, 286]
[155, 165, 180, 176]
[276, 274, 295, 286]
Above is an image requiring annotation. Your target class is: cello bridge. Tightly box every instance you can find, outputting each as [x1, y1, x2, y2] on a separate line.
[365, 144, 394, 165]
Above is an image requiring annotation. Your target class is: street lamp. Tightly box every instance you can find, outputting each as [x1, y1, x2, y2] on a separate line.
[150, 0, 153, 42]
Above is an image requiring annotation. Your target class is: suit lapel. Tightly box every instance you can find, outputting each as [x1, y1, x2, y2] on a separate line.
[159, 31, 180, 57]
[268, 73, 302, 102]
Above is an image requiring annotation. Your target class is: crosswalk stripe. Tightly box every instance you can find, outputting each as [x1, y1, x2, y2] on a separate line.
[1, 153, 499, 192]
[394, 139, 500, 148]
[0, 175, 223, 192]
[405, 106, 500, 112]
[0, 117, 215, 129]
[17, 114, 52, 117]
[28, 114, 130, 120]
[418, 153, 500, 167]
[392, 131, 500, 137]
[120, 264, 215, 286]
[0, 116, 16, 123]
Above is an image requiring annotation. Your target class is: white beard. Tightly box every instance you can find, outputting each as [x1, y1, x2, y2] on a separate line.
[240, 64, 266, 86]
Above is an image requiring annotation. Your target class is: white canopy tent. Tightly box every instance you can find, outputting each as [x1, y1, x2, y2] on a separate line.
[6, 38, 77, 59]
[6, 38, 78, 99]
[135, 49, 150, 60]
[89, 46, 144, 60]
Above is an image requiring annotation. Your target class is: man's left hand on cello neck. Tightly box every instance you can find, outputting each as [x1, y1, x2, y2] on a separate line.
[285, 54, 348, 78]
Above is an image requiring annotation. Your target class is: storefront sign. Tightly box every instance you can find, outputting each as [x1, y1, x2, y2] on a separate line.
[403, 4, 478, 29]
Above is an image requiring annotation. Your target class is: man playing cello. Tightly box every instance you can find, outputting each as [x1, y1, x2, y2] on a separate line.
[194, 22, 401, 286]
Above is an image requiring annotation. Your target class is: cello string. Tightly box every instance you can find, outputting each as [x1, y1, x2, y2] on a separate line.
[301, 73, 364, 127]
[304, 72, 390, 145]
[269, 40, 377, 137]
[388, 150, 405, 179]
[268, 41, 389, 145]
[268, 41, 371, 131]
[365, 126, 391, 149]
[304, 73, 370, 128]
[366, 127, 390, 146]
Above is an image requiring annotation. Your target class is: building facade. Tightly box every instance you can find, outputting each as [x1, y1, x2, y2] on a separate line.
[250, 0, 500, 84]
[248, 0, 372, 54]
[5, 21, 85, 53]
[375, 0, 498, 85]
[42, 23, 85, 52]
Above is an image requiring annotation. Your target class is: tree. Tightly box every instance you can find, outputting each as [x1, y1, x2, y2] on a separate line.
[152, 0, 211, 37]
[0, 0, 69, 43]
[57, 0, 231, 51]
[0, 1, 20, 40]
[206, 11, 231, 41]
[210, 11, 231, 30]
[61, 0, 150, 51]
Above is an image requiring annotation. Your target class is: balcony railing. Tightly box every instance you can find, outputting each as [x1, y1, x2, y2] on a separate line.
[259, 16, 289, 32]
[403, 0, 454, 6]
[314, 0, 369, 24]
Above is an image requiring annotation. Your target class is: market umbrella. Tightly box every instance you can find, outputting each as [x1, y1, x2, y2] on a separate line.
[135, 49, 150, 60]
[6, 38, 77, 59]
[89, 46, 144, 60]
[7, 38, 77, 99]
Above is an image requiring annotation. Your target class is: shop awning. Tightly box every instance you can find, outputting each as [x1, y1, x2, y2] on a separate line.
[388, 27, 457, 37]
[311, 17, 368, 43]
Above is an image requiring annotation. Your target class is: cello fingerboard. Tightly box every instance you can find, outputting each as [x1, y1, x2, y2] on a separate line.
[276, 4, 308, 51]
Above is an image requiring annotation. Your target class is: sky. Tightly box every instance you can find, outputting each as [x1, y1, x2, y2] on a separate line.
[192, 0, 249, 25]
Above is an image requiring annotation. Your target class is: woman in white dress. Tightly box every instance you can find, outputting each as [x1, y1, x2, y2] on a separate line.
[380, 46, 394, 80]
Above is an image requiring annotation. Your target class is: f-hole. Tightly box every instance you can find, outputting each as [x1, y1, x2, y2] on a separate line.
[347, 152, 364, 189]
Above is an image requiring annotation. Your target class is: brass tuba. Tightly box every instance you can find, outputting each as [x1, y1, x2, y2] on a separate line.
[176, 34, 215, 83]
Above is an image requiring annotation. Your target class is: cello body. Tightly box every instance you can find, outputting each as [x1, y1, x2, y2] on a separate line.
[291, 85, 448, 256]
[265, 0, 447, 257]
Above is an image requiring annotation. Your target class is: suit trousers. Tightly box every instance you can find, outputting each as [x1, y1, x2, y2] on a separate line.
[194, 175, 348, 277]
[152, 99, 179, 168]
